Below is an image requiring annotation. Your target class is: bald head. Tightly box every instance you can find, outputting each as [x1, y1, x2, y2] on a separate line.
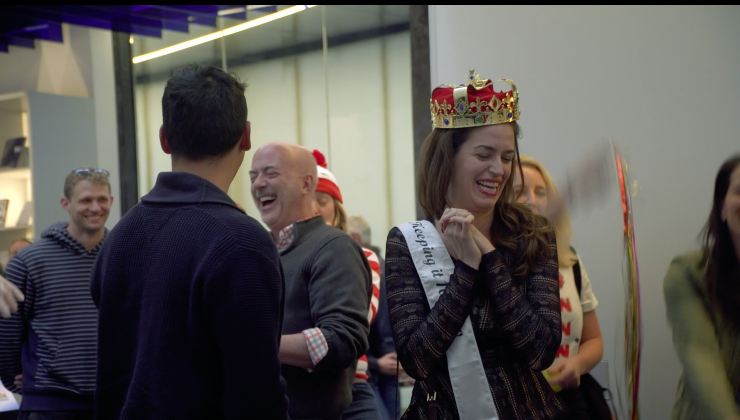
[257, 143, 317, 187]
[250, 142, 318, 235]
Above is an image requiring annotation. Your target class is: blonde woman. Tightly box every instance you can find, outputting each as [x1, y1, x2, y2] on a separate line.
[513, 155, 608, 420]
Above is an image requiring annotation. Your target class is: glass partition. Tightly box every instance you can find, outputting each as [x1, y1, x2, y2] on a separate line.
[132, 5, 415, 254]
[321, 5, 414, 256]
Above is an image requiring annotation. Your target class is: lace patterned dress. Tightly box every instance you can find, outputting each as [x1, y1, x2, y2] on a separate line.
[385, 226, 568, 420]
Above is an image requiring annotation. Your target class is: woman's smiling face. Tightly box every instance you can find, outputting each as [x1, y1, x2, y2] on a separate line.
[446, 124, 516, 214]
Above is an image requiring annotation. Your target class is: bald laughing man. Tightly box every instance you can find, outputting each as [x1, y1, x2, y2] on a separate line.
[250, 143, 372, 420]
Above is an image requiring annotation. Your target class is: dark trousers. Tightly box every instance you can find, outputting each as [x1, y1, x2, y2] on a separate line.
[341, 381, 382, 420]
[557, 388, 591, 420]
[371, 374, 400, 420]
[17, 411, 93, 420]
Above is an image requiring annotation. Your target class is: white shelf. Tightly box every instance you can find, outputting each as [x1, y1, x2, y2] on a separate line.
[0, 167, 30, 180]
[0, 224, 31, 233]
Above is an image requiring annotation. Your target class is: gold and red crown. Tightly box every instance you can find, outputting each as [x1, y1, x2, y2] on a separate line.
[430, 70, 519, 129]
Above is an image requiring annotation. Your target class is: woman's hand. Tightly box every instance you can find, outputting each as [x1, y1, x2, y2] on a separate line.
[551, 141, 615, 221]
[546, 358, 583, 389]
[470, 224, 495, 254]
[438, 208, 481, 269]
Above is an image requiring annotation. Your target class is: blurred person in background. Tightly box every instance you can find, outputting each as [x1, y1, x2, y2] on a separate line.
[347, 216, 382, 259]
[513, 156, 610, 420]
[8, 240, 32, 261]
[347, 216, 403, 420]
[311, 150, 382, 420]
[0, 167, 113, 420]
[0, 239, 32, 277]
[664, 154, 740, 420]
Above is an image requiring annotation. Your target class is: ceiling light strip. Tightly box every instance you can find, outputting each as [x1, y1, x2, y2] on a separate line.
[132, 5, 317, 64]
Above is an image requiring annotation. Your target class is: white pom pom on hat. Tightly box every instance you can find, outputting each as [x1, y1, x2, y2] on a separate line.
[312, 149, 343, 204]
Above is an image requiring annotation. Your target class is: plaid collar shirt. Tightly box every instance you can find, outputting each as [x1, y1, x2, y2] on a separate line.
[275, 223, 296, 253]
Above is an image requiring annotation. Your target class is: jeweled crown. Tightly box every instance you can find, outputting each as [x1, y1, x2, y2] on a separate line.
[430, 70, 519, 129]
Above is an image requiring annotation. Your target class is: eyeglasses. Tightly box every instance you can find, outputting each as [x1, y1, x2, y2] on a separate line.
[73, 168, 110, 177]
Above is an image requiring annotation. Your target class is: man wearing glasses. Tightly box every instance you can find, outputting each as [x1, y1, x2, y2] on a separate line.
[0, 167, 113, 420]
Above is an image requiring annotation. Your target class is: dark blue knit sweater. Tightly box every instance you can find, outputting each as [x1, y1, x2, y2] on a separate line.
[0, 222, 104, 411]
[90, 172, 289, 420]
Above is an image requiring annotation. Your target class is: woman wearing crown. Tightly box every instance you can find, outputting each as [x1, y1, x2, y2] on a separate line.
[385, 72, 567, 419]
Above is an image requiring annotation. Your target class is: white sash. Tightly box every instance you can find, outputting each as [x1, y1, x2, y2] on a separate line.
[398, 220, 498, 420]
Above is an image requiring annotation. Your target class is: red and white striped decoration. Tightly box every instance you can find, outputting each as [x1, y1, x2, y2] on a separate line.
[356, 247, 382, 380]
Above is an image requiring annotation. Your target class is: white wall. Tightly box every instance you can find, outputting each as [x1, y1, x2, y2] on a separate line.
[430, 5, 740, 419]
[135, 31, 416, 253]
[0, 24, 121, 228]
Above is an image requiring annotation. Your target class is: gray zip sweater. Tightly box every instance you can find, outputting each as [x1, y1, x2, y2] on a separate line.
[280, 217, 372, 420]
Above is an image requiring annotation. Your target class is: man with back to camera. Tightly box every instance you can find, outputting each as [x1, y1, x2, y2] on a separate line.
[91, 65, 289, 419]
[250, 143, 372, 420]
[0, 167, 113, 420]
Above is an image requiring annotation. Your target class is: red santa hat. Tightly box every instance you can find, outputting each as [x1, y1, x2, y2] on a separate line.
[312, 149, 343, 204]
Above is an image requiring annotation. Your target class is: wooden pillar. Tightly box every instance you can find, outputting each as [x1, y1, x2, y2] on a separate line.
[112, 31, 139, 216]
[410, 5, 431, 220]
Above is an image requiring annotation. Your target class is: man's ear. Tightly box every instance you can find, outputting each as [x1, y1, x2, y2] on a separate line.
[302, 174, 315, 195]
[239, 121, 252, 151]
[159, 125, 172, 154]
[60, 197, 70, 212]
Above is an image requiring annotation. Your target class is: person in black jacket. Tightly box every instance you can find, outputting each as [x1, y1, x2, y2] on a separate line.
[90, 65, 289, 420]
[250, 143, 372, 420]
